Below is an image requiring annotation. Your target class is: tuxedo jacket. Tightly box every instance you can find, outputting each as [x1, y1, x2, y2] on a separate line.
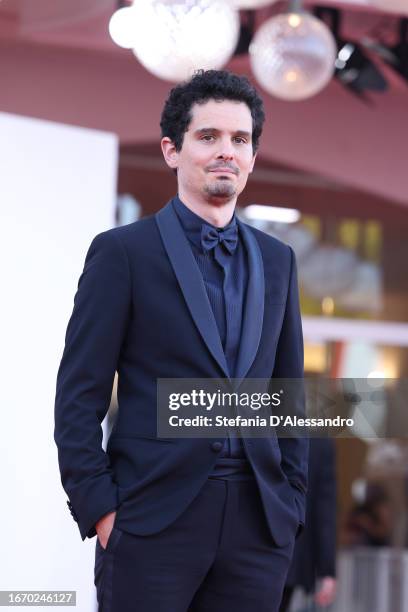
[54, 198, 308, 548]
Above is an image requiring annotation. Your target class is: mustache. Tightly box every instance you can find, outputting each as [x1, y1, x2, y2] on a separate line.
[206, 163, 239, 175]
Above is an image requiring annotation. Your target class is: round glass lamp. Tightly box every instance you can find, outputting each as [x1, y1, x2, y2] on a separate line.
[130, 0, 240, 82]
[249, 12, 337, 101]
[109, 7, 138, 49]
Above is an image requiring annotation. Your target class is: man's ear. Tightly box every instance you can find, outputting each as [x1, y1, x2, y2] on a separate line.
[249, 151, 257, 174]
[161, 137, 179, 170]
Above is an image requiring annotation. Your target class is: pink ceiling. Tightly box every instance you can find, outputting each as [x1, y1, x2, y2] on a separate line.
[0, 0, 407, 207]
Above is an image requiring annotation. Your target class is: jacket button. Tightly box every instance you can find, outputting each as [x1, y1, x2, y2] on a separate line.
[211, 441, 223, 452]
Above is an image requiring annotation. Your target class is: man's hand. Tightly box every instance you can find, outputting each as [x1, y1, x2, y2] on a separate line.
[314, 577, 337, 607]
[95, 511, 117, 550]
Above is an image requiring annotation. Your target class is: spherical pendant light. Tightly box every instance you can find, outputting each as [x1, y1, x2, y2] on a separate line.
[130, 0, 240, 82]
[109, 6, 138, 49]
[249, 12, 337, 101]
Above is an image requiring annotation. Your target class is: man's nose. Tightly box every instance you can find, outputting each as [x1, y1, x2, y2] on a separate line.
[216, 139, 234, 160]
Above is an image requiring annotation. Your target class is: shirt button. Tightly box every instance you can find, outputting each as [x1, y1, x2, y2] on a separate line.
[211, 441, 223, 452]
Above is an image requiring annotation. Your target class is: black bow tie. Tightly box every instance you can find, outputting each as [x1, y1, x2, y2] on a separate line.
[201, 223, 238, 255]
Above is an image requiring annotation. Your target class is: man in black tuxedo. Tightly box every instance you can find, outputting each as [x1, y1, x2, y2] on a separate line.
[54, 70, 308, 612]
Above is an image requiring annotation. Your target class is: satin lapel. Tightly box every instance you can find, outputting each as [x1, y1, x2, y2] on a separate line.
[234, 220, 265, 385]
[156, 200, 230, 379]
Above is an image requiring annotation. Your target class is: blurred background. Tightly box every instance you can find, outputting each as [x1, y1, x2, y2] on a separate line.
[1, 0, 408, 610]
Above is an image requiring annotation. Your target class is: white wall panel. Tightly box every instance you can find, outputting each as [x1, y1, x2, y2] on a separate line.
[0, 112, 118, 611]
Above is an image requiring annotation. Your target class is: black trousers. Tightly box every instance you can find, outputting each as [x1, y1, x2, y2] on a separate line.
[94, 479, 295, 612]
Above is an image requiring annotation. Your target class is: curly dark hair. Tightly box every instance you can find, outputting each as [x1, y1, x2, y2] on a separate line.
[160, 70, 265, 154]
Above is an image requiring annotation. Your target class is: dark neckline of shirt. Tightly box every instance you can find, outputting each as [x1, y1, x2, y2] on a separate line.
[172, 194, 238, 253]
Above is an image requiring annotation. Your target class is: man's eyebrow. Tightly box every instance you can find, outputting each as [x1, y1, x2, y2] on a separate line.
[194, 128, 252, 138]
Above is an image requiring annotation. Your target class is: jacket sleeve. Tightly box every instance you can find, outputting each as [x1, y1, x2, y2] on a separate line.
[272, 246, 309, 529]
[54, 230, 131, 540]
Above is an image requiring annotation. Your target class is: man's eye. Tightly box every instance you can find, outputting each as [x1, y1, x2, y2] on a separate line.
[234, 137, 247, 144]
[201, 134, 215, 141]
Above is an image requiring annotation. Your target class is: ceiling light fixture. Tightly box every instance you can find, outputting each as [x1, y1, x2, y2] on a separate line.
[249, 2, 337, 101]
[108, 5, 137, 49]
[129, 0, 239, 82]
[315, 7, 388, 97]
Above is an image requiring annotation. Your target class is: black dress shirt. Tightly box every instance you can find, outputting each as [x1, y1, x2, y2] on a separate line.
[173, 195, 254, 480]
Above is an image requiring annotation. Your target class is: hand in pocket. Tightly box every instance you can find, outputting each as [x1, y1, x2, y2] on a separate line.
[96, 510, 117, 550]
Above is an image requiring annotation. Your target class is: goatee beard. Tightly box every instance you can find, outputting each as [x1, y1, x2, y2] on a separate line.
[204, 181, 236, 200]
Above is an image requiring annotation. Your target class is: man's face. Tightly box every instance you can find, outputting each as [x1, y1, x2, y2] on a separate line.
[162, 99, 257, 205]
